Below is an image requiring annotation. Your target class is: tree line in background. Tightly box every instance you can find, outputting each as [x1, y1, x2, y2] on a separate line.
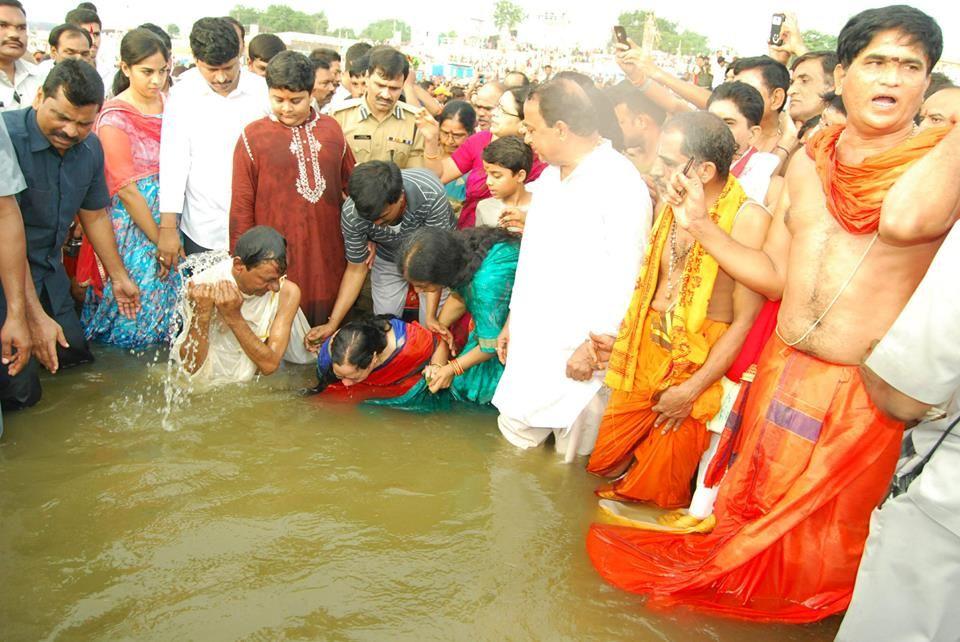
[227, 4, 411, 41]
[222, 3, 839, 54]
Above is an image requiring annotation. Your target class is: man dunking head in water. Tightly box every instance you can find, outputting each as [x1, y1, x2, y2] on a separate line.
[173, 226, 313, 385]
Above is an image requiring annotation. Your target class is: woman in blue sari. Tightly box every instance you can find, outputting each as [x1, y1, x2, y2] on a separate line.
[80, 29, 180, 349]
[369, 227, 520, 410]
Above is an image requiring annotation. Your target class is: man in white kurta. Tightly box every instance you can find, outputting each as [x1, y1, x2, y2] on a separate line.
[493, 78, 651, 456]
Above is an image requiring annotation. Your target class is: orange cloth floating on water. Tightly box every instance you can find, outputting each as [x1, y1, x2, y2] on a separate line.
[806, 124, 949, 235]
[588, 310, 728, 508]
[587, 335, 903, 623]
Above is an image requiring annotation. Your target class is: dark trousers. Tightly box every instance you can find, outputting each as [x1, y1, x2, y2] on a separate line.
[182, 233, 213, 256]
[0, 287, 94, 412]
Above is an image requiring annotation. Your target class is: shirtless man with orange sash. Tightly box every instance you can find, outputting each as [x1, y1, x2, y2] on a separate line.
[586, 5, 956, 623]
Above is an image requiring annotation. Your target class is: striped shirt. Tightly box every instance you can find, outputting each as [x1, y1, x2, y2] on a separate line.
[341, 168, 455, 264]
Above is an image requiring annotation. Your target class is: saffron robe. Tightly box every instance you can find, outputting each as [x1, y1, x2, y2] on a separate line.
[230, 112, 356, 325]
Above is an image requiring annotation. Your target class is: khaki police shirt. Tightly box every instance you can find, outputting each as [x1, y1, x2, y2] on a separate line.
[331, 97, 424, 168]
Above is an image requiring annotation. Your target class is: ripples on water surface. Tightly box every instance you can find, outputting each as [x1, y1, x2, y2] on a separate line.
[0, 348, 841, 641]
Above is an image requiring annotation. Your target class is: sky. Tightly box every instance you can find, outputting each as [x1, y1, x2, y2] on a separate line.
[34, 0, 960, 60]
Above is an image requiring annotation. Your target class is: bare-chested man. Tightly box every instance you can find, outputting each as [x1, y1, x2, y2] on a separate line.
[587, 111, 767, 511]
[586, 5, 955, 623]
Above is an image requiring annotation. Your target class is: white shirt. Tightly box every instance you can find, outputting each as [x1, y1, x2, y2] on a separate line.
[324, 84, 352, 114]
[867, 224, 960, 535]
[492, 140, 651, 427]
[0, 60, 43, 112]
[158, 70, 270, 250]
[737, 151, 779, 203]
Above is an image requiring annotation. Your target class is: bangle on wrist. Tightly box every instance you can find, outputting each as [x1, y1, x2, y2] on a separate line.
[450, 358, 465, 376]
[775, 144, 792, 156]
[633, 77, 651, 92]
[159, 225, 178, 229]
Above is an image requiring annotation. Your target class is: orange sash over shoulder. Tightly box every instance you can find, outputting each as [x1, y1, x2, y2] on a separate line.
[806, 124, 949, 234]
[606, 174, 747, 394]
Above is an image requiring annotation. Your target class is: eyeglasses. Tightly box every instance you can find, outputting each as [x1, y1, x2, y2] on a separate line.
[495, 104, 520, 118]
[439, 129, 468, 142]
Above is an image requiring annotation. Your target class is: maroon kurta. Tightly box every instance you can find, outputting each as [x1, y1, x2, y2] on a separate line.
[230, 112, 355, 324]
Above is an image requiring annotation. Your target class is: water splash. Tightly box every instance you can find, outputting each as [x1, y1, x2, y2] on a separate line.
[160, 251, 231, 431]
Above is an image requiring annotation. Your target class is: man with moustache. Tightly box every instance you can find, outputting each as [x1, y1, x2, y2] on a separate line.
[1, 60, 140, 411]
[332, 46, 424, 168]
[158, 17, 269, 262]
[587, 5, 954, 623]
[0, 1, 42, 113]
[787, 51, 838, 128]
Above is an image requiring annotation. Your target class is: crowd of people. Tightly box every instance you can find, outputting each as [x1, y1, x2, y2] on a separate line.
[2, 0, 959, 638]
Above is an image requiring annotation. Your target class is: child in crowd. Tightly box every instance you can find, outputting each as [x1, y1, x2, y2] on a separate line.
[474, 136, 533, 233]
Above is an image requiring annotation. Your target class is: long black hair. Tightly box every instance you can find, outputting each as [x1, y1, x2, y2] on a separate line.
[112, 28, 169, 97]
[400, 227, 517, 289]
[314, 315, 392, 392]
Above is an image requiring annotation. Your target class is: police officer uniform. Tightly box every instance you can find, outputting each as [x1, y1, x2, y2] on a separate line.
[331, 97, 425, 168]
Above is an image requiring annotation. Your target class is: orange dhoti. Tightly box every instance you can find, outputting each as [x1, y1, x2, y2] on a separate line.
[588, 309, 729, 508]
[586, 334, 903, 623]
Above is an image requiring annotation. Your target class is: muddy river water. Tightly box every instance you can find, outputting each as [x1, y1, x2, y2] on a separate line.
[0, 348, 840, 641]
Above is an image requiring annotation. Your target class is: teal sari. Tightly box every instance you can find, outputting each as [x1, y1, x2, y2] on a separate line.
[368, 241, 520, 411]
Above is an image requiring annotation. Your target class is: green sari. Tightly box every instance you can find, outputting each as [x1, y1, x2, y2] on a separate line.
[368, 241, 520, 411]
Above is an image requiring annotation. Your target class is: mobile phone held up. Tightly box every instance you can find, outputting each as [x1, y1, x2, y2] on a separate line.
[769, 13, 786, 46]
[613, 25, 629, 46]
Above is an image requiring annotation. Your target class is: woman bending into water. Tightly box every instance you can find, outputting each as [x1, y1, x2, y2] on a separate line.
[368, 226, 520, 411]
[315, 316, 438, 402]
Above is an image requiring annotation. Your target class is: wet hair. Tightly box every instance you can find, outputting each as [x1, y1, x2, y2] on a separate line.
[551, 73, 622, 149]
[234, 225, 288, 273]
[708, 81, 765, 128]
[265, 50, 314, 93]
[823, 90, 847, 116]
[42, 58, 104, 107]
[314, 315, 393, 390]
[221, 16, 245, 42]
[482, 135, 533, 174]
[438, 99, 477, 134]
[248, 33, 285, 64]
[112, 28, 168, 96]
[311, 56, 331, 72]
[0, 0, 25, 15]
[401, 227, 518, 289]
[344, 42, 372, 67]
[138, 23, 172, 51]
[924, 71, 954, 99]
[367, 46, 409, 81]
[528, 78, 598, 136]
[348, 161, 404, 220]
[76, 2, 97, 11]
[49, 23, 92, 50]
[662, 111, 737, 181]
[837, 5, 941, 72]
[731, 56, 790, 112]
[310, 47, 340, 66]
[190, 17, 239, 66]
[65, 8, 100, 28]
[791, 51, 839, 91]
[606, 80, 667, 127]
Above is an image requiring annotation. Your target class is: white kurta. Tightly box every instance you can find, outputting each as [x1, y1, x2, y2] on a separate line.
[492, 141, 651, 427]
[737, 151, 778, 203]
[172, 257, 312, 386]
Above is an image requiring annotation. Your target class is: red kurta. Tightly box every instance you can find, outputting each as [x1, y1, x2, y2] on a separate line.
[230, 112, 355, 325]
